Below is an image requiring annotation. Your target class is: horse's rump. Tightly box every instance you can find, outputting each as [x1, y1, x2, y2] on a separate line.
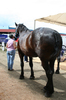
[31, 28, 62, 60]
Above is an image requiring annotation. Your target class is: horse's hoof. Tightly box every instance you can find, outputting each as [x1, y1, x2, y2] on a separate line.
[43, 86, 47, 93]
[19, 75, 24, 79]
[43, 86, 54, 97]
[30, 76, 35, 80]
[55, 70, 60, 74]
[44, 92, 52, 97]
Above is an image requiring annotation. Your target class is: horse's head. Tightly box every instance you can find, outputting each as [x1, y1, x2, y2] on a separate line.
[14, 22, 29, 40]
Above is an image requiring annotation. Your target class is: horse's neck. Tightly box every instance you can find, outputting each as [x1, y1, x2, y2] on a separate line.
[19, 30, 31, 36]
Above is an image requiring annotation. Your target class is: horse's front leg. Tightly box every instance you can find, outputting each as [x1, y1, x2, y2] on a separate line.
[42, 61, 54, 97]
[19, 56, 24, 79]
[29, 57, 35, 79]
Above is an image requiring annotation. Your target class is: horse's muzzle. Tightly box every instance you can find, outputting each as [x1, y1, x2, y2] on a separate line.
[14, 36, 17, 40]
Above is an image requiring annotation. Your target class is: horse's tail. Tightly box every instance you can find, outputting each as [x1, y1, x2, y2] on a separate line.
[50, 31, 62, 59]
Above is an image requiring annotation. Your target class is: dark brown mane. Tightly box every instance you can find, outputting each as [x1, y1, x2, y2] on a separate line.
[18, 24, 30, 32]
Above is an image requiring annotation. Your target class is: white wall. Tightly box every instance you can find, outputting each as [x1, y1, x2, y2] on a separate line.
[61, 36, 66, 46]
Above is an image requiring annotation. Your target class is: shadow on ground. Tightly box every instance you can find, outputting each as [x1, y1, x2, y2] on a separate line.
[1, 62, 66, 100]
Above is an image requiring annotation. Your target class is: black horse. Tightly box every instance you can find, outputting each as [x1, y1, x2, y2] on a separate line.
[15, 23, 62, 97]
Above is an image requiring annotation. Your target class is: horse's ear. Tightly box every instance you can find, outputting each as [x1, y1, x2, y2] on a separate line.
[15, 22, 18, 26]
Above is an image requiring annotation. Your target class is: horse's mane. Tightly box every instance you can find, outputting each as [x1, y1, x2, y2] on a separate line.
[19, 24, 30, 32]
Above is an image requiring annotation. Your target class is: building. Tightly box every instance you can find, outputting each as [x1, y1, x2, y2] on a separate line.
[0, 29, 15, 44]
[0, 29, 15, 34]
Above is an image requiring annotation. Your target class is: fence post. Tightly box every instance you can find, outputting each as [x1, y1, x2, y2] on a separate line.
[2, 42, 5, 51]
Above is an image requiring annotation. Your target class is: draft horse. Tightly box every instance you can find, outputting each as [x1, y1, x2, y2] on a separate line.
[15, 23, 62, 97]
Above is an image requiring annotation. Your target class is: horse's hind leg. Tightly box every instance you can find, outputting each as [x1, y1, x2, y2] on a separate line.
[29, 57, 35, 79]
[42, 60, 55, 97]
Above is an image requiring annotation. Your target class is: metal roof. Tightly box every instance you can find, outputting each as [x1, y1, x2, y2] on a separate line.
[0, 29, 15, 33]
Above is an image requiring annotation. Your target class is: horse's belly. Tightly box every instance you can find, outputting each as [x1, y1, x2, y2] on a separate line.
[19, 43, 37, 57]
[22, 49, 37, 57]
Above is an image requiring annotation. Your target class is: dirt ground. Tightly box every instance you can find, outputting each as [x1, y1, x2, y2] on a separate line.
[0, 49, 66, 100]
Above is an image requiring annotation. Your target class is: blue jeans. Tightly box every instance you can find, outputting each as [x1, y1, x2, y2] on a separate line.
[24, 55, 28, 62]
[7, 50, 15, 70]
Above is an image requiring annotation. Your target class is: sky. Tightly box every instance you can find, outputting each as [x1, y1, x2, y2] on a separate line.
[0, 0, 66, 33]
